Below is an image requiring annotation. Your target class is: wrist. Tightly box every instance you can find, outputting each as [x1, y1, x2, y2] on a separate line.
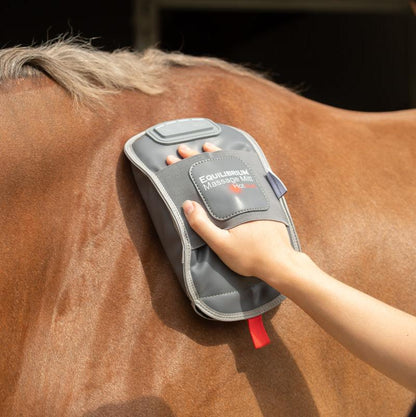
[262, 251, 316, 294]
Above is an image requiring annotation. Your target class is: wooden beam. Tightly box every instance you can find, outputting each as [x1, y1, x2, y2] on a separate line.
[155, 0, 409, 13]
[133, 0, 159, 51]
[409, 14, 416, 107]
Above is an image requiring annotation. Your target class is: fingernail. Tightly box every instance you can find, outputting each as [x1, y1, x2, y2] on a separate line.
[182, 200, 194, 215]
[179, 144, 190, 152]
[204, 142, 216, 151]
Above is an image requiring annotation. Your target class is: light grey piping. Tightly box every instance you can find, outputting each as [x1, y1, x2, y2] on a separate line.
[194, 292, 286, 322]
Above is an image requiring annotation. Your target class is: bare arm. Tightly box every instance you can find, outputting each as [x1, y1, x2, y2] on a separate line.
[182, 200, 416, 392]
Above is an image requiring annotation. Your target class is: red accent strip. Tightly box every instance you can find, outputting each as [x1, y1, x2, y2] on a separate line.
[248, 315, 270, 349]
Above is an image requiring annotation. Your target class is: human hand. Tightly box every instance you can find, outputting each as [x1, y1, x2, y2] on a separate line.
[166, 143, 305, 288]
[166, 145, 416, 392]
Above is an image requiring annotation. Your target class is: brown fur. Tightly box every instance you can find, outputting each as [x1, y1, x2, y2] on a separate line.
[0, 41, 415, 416]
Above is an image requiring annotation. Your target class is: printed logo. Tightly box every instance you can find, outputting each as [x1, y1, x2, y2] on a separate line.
[198, 169, 257, 192]
[190, 157, 269, 220]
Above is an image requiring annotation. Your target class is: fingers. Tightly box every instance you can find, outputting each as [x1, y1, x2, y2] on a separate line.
[203, 142, 221, 152]
[166, 142, 220, 165]
[166, 155, 181, 165]
[182, 200, 228, 250]
[178, 144, 199, 159]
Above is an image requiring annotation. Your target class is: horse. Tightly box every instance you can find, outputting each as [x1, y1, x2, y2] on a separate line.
[0, 39, 415, 417]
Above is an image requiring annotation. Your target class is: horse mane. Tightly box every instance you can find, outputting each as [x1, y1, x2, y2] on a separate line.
[0, 37, 262, 106]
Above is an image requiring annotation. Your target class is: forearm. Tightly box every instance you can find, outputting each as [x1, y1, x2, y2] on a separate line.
[181, 201, 416, 391]
[273, 254, 416, 392]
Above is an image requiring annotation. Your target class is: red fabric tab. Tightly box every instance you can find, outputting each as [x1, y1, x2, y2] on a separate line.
[248, 315, 270, 349]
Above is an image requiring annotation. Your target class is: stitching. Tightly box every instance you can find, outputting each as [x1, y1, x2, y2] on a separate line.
[200, 290, 240, 300]
[195, 293, 286, 320]
[189, 155, 269, 221]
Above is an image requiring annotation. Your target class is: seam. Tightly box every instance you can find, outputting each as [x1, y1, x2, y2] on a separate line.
[200, 290, 240, 300]
[194, 293, 286, 321]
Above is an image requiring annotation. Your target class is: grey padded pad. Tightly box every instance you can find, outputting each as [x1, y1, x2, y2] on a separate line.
[124, 118, 300, 321]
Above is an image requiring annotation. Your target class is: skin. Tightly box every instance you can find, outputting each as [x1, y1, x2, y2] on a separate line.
[167, 143, 416, 393]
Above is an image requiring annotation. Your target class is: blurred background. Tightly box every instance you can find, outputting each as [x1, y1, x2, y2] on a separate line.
[0, 0, 415, 111]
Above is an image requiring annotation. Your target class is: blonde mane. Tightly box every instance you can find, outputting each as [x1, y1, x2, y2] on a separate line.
[0, 38, 262, 106]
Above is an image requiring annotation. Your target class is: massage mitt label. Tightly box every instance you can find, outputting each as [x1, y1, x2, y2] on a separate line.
[189, 155, 269, 220]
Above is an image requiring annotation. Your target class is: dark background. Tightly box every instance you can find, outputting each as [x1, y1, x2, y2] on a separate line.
[0, 0, 414, 111]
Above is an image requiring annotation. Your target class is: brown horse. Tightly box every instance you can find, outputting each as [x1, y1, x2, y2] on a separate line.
[0, 39, 415, 417]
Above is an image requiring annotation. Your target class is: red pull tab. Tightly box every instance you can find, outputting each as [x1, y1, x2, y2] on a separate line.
[248, 315, 270, 349]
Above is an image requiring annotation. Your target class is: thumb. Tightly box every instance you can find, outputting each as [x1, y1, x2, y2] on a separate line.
[182, 200, 228, 249]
